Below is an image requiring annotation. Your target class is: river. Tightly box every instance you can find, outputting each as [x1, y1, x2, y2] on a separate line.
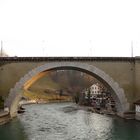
[0, 102, 140, 140]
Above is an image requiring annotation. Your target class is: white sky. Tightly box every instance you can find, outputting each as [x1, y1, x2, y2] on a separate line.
[0, 0, 140, 57]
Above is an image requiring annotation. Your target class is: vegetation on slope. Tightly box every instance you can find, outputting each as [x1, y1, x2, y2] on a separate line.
[24, 70, 101, 103]
[29, 70, 99, 96]
[23, 90, 72, 102]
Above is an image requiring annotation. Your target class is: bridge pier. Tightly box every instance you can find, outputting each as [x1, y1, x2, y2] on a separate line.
[8, 91, 23, 118]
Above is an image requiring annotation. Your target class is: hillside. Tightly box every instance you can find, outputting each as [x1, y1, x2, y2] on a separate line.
[23, 90, 72, 102]
[26, 70, 101, 100]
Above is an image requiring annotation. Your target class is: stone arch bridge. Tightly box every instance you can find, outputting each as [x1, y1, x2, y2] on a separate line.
[0, 57, 140, 118]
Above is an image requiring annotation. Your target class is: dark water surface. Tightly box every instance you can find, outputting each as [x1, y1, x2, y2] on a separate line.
[0, 102, 140, 140]
[0, 117, 27, 140]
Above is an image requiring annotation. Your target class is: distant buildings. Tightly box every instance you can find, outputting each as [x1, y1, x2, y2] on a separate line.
[83, 83, 116, 112]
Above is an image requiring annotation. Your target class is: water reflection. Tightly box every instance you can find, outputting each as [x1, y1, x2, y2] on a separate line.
[1, 103, 140, 140]
[0, 118, 27, 140]
[18, 103, 140, 140]
[111, 119, 140, 140]
[85, 112, 113, 140]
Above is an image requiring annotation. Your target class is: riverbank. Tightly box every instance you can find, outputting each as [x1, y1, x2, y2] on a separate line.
[19, 99, 72, 106]
[77, 105, 136, 119]
[72, 104, 116, 117]
[0, 111, 11, 125]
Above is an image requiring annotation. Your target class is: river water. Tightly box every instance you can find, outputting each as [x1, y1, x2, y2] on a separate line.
[0, 102, 140, 140]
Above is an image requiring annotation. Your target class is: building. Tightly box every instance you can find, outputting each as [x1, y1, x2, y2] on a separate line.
[84, 83, 102, 99]
[134, 100, 140, 120]
[90, 83, 101, 98]
[83, 83, 116, 111]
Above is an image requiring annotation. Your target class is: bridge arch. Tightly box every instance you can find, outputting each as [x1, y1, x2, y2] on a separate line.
[5, 62, 129, 118]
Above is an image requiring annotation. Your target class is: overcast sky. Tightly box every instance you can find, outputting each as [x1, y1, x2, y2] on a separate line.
[0, 0, 140, 57]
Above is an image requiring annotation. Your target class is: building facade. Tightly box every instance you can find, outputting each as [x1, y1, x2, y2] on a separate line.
[90, 83, 101, 98]
[135, 100, 140, 120]
[85, 83, 102, 99]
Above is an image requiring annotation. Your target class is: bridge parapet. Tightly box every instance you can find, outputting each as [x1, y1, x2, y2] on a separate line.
[0, 56, 137, 62]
